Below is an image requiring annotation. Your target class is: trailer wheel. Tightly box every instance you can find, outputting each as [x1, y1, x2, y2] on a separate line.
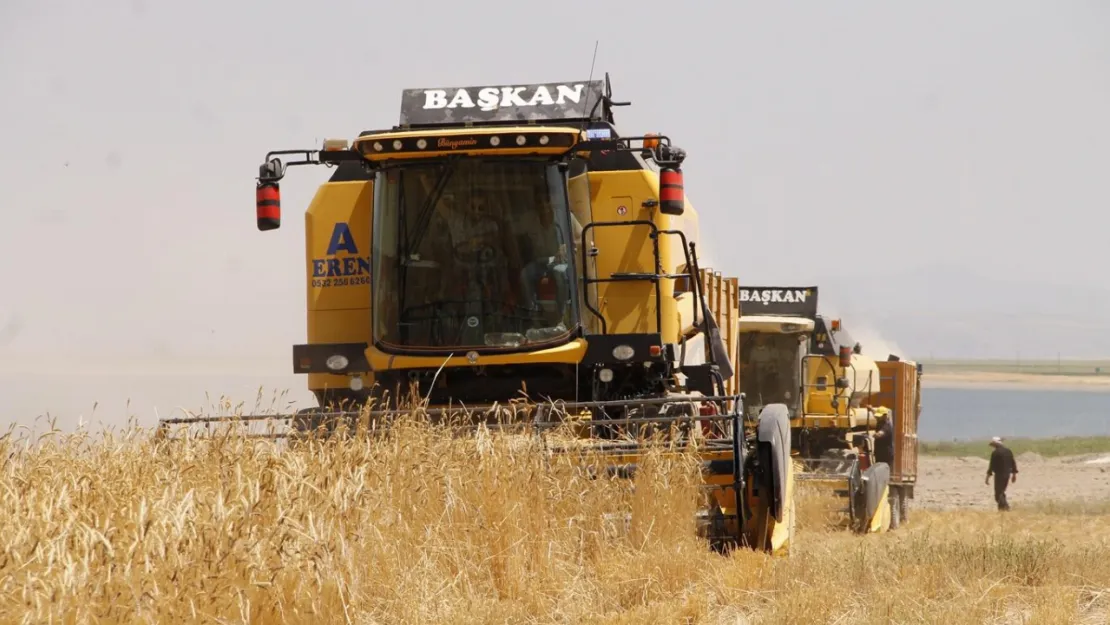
[889, 486, 901, 530]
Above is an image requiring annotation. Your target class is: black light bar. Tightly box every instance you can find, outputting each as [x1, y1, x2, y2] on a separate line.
[357, 129, 578, 159]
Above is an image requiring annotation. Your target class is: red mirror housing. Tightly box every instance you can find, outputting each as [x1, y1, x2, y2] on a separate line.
[658, 166, 685, 216]
[256, 181, 281, 231]
[838, 345, 852, 368]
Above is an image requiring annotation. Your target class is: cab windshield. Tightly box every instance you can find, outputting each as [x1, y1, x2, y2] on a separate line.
[372, 157, 579, 352]
[739, 332, 804, 414]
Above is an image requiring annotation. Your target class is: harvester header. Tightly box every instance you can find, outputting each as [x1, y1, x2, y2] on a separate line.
[398, 80, 608, 127]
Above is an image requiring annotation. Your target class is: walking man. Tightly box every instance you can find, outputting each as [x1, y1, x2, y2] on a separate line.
[986, 436, 1018, 511]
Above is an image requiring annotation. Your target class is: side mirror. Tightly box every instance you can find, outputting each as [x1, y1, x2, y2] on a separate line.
[838, 345, 852, 368]
[658, 166, 685, 216]
[256, 181, 281, 231]
[256, 159, 283, 232]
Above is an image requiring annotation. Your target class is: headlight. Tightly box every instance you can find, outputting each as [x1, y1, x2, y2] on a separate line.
[326, 354, 349, 371]
[612, 345, 635, 361]
[349, 376, 364, 391]
[598, 368, 614, 383]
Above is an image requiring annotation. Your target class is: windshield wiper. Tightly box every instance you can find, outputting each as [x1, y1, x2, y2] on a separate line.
[407, 159, 459, 253]
[398, 161, 459, 345]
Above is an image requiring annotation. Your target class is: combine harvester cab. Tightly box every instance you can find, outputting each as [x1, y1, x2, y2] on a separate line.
[735, 286, 922, 534]
[157, 75, 797, 555]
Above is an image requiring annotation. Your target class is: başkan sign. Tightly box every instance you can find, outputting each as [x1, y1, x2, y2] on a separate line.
[738, 286, 819, 318]
[398, 80, 607, 126]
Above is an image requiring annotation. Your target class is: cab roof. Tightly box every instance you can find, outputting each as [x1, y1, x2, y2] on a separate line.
[739, 315, 816, 334]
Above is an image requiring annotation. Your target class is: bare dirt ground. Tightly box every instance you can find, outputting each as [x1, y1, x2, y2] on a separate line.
[915, 452, 1110, 510]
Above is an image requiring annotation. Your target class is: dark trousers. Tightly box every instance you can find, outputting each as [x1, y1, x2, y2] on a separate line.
[993, 472, 1011, 510]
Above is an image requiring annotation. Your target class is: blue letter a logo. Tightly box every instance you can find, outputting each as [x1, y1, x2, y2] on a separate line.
[326, 222, 359, 255]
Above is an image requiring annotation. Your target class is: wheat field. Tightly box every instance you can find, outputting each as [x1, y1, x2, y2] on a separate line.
[1, 414, 1108, 625]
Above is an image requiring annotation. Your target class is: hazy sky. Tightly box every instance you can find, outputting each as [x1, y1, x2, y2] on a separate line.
[2, 0, 1108, 373]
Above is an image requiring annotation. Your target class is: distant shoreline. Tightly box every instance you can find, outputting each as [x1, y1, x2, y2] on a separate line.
[919, 359, 1110, 391]
[922, 370, 1110, 391]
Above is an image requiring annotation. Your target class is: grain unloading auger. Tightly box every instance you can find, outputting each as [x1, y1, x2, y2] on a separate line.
[156, 74, 798, 554]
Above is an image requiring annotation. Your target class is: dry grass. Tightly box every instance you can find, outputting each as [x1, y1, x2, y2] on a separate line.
[1, 415, 1109, 624]
[921, 437, 1110, 459]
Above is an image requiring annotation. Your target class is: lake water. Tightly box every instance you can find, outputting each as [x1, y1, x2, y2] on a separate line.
[2, 372, 1110, 441]
[920, 386, 1110, 441]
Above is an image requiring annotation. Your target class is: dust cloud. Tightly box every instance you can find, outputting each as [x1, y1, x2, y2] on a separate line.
[818, 301, 909, 361]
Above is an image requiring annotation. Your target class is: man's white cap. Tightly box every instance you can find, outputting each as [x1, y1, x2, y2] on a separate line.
[990, 436, 1003, 445]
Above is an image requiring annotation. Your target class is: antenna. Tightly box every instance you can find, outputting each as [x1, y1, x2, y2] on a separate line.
[579, 40, 600, 132]
[586, 39, 599, 87]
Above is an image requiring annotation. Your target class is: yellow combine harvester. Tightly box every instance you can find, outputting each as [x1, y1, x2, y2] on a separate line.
[157, 75, 797, 554]
[735, 286, 921, 533]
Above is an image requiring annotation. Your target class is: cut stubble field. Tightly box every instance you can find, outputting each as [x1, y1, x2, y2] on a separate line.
[1, 418, 1109, 624]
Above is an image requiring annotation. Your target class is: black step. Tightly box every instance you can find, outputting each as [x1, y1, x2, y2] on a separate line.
[607, 272, 662, 281]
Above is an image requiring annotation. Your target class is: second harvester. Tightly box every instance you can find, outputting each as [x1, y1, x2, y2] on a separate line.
[734, 286, 921, 532]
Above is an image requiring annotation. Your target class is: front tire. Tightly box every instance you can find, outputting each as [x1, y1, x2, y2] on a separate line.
[746, 404, 794, 554]
[859, 462, 892, 533]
